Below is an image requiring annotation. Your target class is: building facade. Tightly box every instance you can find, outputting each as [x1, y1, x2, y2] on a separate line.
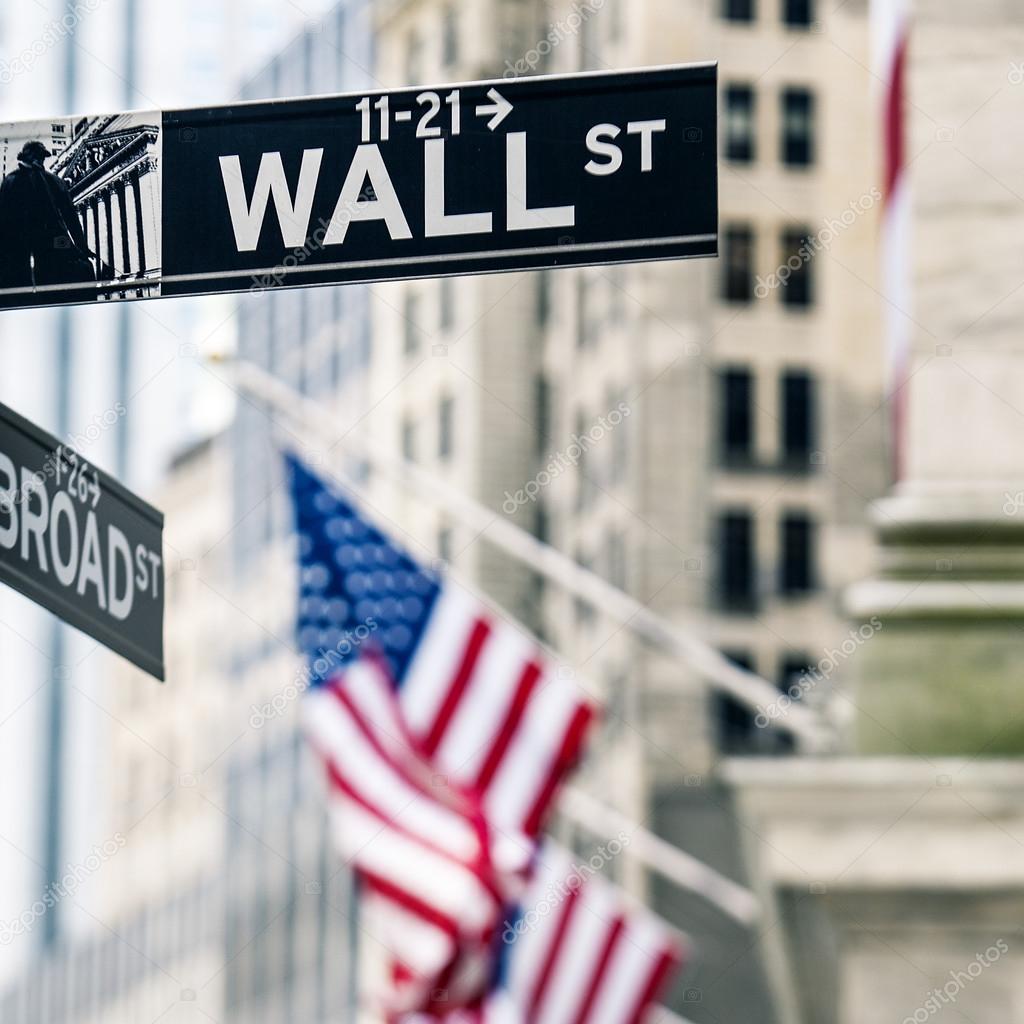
[0, 0, 368, 1019]
[220, 2, 375, 1021]
[52, 113, 161, 298]
[0, 1, 892, 1021]
[0, 435, 231, 1024]
[363, 0, 885, 1020]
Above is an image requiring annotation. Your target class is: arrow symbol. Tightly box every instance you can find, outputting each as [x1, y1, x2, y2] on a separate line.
[475, 88, 513, 131]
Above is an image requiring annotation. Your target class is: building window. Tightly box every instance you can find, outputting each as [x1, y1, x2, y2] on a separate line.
[534, 502, 549, 545]
[718, 510, 756, 611]
[719, 367, 754, 466]
[607, 265, 626, 326]
[575, 410, 595, 509]
[609, 386, 629, 484]
[715, 650, 757, 752]
[536, 271, 551, 326]
[437, 525, 453, 564]
[724, 84, 756, 163]
[535, 373, 551, 455]
[405, 28, 423, 85]
[401, 417, 416, 462]
[779, 654, 813, 696]
[779, 511, 816, 594]
[781, 87, 815, 167]
[721, 0, 755, 22]
[783, 0, 813, 27]
[441, 5, 458, 67]
[608, 0, 623, 41]
[579, 3, 600, 69]
[439, 277, 454, 332]
[773, 654, 809, 752]
[780, 228, 813, 307]
[438, 394, 454, 460]
[403, 291, 420, 354]
[781, 371, 816, 464]
[576, 273, 597, 347]
[721, 225, 755, 304]
[574, 548, 596, 625]
[606, 529, 627, 590]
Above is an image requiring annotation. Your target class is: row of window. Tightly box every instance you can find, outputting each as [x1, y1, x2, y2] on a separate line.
[0, 879, 219, 1021]
[572, 531, 628, 627]
[413, 223, 815, 348]
[401, 396, 456, 462]
[240, 285, 372, 398]
[720, 368, 816, 467]
[721, 224, 814, 306]
[718, 509, 817, 610]
[722, 0, 814, 27]
[724, 84, 815, 167]
[405, 4, 460, 83]
[404, 278, 456, 354]
[716, 649, 811, 754]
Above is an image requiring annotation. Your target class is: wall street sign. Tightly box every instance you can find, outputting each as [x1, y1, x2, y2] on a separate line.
[0, 63, 717, 311]
[0, 402, 165, 680]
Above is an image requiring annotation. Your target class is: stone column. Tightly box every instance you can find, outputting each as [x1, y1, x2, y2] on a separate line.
[139, 165, 160, 266]
[117, 181, 132, 278]
[843, 1, 1024, 759]
[130, 170, 147, 276]
[88, 199, 99, 267]
[726, 4, 1024, 1022]
[102, 189, 115, 281]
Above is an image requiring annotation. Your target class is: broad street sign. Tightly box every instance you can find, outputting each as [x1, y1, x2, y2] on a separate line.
[0, 402, 164, 680]
[0, 63, 716, 311]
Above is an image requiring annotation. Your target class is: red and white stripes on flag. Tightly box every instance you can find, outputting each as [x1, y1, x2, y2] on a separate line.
[499, 845, 685, 1024]
[403, 843, 686, 1024]
[872, 0, 911, 479]
[398, 582, 597, 840]
[303, 659, 530, 1015]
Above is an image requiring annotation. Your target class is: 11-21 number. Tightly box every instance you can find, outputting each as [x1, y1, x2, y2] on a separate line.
[356, 90, 461, 142]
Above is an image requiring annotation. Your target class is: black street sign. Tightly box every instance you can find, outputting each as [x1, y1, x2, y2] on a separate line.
[0, 63, 716, 310]
[0, 402, 164, 680]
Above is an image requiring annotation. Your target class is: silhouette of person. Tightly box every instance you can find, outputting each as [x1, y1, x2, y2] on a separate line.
[0, 140, 96, 297]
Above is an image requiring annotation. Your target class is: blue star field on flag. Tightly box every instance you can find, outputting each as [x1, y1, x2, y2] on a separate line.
[286, 453, 440, 685]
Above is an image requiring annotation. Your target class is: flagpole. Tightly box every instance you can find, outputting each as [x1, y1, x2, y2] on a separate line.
[651, 1008, 698, 1024]
[219, 355, 771, 928]
[212, 354, 829, 750]
[560, 787, 759, 925]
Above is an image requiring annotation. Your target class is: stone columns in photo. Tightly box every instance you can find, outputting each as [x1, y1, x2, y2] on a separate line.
[726, 3, 1024, 1022]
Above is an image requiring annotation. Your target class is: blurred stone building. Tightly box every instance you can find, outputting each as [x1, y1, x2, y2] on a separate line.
[219, 2, 375, 1022]
[0, 436, 231, 1024]
[4, 0, 973, 1022]
[0, 1, 369, 1022]
[363, 0, 884, 1019]
[730, 1, 1024, 1021]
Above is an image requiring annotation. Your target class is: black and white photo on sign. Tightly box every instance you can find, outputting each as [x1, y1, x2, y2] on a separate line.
[0, 112, 161, 308]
